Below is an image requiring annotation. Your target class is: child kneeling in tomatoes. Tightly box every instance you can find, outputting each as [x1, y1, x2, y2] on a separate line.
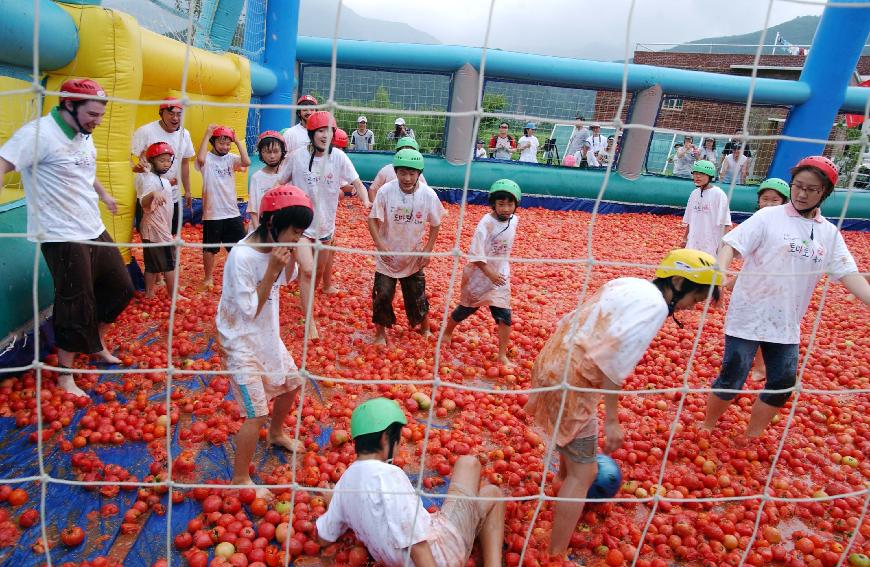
[525, 249, 722, 555]
[216, 185, 313, 493]
[443, 179, 520, 367]
[316, 397, 505, 567]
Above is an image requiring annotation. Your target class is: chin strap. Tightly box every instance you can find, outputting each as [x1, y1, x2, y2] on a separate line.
[65, 105, 90, 139]
[666, 283, 686, 329]
[790, 198, 819, 240]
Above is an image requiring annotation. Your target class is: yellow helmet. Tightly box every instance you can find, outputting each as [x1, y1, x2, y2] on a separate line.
[655, 248, 723, 286]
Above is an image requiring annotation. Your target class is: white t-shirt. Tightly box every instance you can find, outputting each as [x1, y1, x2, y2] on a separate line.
[131, 120, 195, 202]
[315, 460, 469, 567]
[216, 241, 299, 387]
[720, 153, 749, 184]
[285, 148, 359, 239]
[283, 123, 310, 155]
[371, 164, 428, 192]
[573, 145, 600, 168]
[459, 213, 518, 309]
[199, 152, 241, 221]
[588, 134, 607, 155]
[247, 168, 282, 215]
[0, 111, 105, 242]
[517, 136, 539, 163]
[369, 180, 446, 279]
[135, 173, 174, 243]
[682, 185, 731, 256]
[565, 278, 669, 385]
[475, 147, 488, 159]
[723, 204, 858, 344]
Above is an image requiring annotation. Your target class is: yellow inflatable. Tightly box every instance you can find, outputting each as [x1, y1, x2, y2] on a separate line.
[1, 4, 251, 260]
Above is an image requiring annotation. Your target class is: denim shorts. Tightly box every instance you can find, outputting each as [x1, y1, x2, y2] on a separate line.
[711, 335, 798, 407]
[557, 434, 598, 464]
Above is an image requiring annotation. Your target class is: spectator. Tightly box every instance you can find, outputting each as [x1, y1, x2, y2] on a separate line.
[566, 118, 591, 157]
[672, 135, 700, 177]
[573, 139, 599, 168]
[699, 137, 718, 163]
[131, 97, 195, 234]
[488, 122, 516, 160]
[475, 139, 488, 159]
[517, 122, 539, 163]
[386, 118, 415, 143]
[587, 123, 607, 157]
[350, 116, 374, 151]
[720, 148, 750, 185]
[598, 135, 616, 167]
[722, 130, 753, 161]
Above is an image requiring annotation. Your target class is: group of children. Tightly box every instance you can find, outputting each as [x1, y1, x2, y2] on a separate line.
[129, 97, 870, 563]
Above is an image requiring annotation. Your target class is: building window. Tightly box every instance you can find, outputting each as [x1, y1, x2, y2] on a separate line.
[662, 97, 683, 111]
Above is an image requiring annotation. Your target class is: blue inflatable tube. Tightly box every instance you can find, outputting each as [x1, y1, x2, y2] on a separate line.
[0, 0, 78, 71]
[296, 36, 870, 113]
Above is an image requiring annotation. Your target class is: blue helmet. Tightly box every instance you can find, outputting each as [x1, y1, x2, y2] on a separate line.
[587, 454, 622, 499]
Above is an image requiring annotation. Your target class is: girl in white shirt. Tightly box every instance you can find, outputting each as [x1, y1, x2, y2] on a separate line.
[247, 130, 288, 229]
[517, 123, 539, 163]
[216, 185, 313, 495]
[704, 156, 870, 438]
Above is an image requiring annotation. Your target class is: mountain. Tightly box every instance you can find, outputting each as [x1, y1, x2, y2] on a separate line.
[668, 15, 823, 54]
[299, 0, 441, 45]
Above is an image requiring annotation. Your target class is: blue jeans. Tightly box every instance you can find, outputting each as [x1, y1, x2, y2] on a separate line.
[711, 335, 798, 407]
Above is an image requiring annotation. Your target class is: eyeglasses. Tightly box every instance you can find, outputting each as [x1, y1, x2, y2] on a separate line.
[790, 182, 824, 195]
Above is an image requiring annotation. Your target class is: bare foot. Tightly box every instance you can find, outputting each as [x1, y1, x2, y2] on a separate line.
[373, 333, 387, 346]
[94, 350, 122, 365]
[321, 286, 340, 295]
[498, 356, 515, 368]
[145, 292, 156, 299]
[234, 479, 272, 501]
[441, 332, 453, 345]
[749, 368, 765, 382]
[57, 374, 88, 398]
[197, 280, 214, 293]
[267, 432, 305, 453]
[306, 322, 319, 340]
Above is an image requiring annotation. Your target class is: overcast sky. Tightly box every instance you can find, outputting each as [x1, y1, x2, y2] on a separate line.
[343, 0, 825, 61]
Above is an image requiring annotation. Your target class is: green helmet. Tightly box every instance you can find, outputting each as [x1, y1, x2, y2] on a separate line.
[393, 148, 424, 171]
[350, 397, 407, 439]
[692, 160, 717, 178]
[395, 137, 419, 151]
[758, 177, 790, 199]
[489, 179, 521, 204]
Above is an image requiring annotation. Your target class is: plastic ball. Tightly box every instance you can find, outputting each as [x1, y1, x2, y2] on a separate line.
[587, 454, 622, 499]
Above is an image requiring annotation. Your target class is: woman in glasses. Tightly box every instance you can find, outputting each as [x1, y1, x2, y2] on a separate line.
[702, 156, 870, 438]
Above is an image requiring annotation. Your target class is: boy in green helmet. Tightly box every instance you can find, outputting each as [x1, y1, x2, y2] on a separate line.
[681, 159, 732, 256]
[368, 149, 445, 345]
[442, 179, 521, 366]
[368, 137, 428, 201]
[316, 397, 505, 567]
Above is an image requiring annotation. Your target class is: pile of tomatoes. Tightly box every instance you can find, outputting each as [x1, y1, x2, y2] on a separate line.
[0, 201, 868, 566]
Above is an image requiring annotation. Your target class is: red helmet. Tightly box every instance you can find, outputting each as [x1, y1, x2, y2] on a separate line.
[210, 126, 235, 141]
[257, 130, 285, 147]
[59, 78, 106, 104]
[793, 155, 838, 187]
[260, 184, 313, 214]
[297, 94, 318, 106]
[145, 142, 174, 159]
[333, 128, 349, 149]
[306, 111, 336, 132]
[159, 97, 182, 112]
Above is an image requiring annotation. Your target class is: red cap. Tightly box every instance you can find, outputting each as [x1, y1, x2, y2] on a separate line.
[260, 184, 313, 214]
[793, 155, 838, 187]
[59, 78, 106, 104]
[333, 128, 349, 148]
[297, 94, 318, 106]
[210, 126, 235, 141]
[159, 97, 182, 111]
[306, 111, 337, 132]
[257, 130, 286, 148]
[145, 142, 174, 159]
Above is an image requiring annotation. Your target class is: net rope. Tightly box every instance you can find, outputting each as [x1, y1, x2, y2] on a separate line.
[2, 0, 869, 565]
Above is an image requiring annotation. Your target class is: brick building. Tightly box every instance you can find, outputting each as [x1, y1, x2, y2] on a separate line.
[594, 51, 870, 180]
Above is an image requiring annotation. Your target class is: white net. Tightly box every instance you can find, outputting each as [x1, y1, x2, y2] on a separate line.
[0, 0, 868, 566]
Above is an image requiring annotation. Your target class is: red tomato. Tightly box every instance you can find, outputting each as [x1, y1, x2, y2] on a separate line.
[60, 525, 85, 547]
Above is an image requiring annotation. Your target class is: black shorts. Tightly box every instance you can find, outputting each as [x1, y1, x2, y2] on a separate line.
[202, 216, 246, 253]
[372, 270, 429, 328]
[451, 305, 512, 326]
[171, 199, 182, 236]
[142, 240, 176, 274]
[41, 231, 134, 354]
